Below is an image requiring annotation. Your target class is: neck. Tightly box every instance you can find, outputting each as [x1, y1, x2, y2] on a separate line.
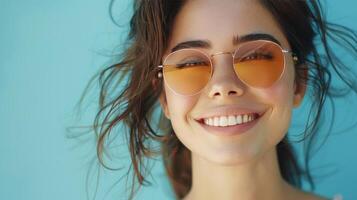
[183, 147, 296, 200]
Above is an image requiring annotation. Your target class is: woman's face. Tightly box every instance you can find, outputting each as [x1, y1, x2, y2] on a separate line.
[159, 0, 306, 165]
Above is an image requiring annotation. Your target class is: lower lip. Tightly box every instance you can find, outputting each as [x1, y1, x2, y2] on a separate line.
[197, 115, 262, 136]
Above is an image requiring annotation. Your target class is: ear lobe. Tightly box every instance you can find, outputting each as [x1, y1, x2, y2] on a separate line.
[293, 88, 304, 107]
[293, 67, 308, 108]
[152, 78, 170, 119]
[151, 78, 159, 91]
[158, 91, 171, 119]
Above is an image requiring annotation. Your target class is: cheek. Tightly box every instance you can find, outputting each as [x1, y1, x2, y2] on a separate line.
[258, 66, 296, 146]
[164, 84, 198, 129]
[260, 84, 294, 106]
[164, 86, 204, 152]
[260, 62, 296, 107]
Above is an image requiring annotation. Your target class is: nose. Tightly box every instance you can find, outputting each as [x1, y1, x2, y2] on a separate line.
[206, 54, 245, 98]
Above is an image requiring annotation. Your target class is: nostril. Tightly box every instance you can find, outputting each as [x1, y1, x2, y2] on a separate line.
[213, 90, 238, 96]
[228, 91, 237, 95]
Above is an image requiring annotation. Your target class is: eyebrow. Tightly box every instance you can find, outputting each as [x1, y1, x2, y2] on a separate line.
[170, 33, 282, 52]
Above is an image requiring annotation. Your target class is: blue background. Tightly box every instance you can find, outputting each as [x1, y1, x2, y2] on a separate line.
[1, 0, 356, 199]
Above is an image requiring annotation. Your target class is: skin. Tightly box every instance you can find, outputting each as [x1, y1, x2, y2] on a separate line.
[159, 0, 327, 199]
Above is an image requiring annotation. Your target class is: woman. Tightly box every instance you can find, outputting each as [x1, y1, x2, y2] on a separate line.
[78, 0, 357, 199]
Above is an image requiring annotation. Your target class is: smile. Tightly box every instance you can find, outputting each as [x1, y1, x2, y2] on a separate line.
[196, 112, 264, 136]
[202, 113, 259, 127]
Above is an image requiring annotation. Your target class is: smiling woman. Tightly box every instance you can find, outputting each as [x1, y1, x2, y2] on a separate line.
[77, 0, 357, 200]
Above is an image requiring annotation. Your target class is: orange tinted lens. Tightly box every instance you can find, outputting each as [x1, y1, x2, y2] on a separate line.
[163, 49, 212, 95]
[233, 41, 284, 88]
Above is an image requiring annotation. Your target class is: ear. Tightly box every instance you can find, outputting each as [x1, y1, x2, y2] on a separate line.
[152, 79, 171, 119]
[158, 91, 171, 119]
[293, 66, 308, 108]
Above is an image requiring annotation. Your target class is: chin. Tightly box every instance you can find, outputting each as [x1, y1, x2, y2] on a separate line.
[199, 147, 263, 166]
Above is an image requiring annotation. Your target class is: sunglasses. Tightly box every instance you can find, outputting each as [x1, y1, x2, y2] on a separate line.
[157, 40, 297, 96]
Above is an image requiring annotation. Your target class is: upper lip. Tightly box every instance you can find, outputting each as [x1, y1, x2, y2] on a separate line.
[194, 106, 266, 121]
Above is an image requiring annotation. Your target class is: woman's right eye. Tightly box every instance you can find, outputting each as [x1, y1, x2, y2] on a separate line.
[176, 60, 208, 68]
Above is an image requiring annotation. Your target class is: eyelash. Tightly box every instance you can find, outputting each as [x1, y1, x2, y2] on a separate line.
[176, 60, 208, 68]
[175, 52, 274, 68]
[238, 52, 273, 62]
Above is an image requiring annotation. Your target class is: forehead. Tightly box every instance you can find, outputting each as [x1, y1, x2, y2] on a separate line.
[167, 0, 289, 52]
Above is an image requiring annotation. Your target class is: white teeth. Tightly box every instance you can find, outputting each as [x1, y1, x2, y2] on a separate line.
[204, 118, 209, 125]
[236, 115, 242, 124]
[203, 114, 257, 127]
[228, 115, 236, 126]
[220, 116, 228, 127]
[214, 117, 219, 126]
[243, 114, 248, 123]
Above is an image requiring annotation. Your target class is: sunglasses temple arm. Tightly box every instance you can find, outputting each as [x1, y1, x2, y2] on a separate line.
[283, 49, 299, 63]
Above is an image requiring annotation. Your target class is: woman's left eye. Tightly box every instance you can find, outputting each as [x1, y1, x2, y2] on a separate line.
[238, 52, 273, 62]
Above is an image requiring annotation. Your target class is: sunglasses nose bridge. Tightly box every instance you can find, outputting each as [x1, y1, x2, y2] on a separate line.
[207, 51, 244, 87]
[209, 51, 235, 69]
[210, 51, 234, 59]
[209, 51, 236, 75]
[205, 51, 246, 98]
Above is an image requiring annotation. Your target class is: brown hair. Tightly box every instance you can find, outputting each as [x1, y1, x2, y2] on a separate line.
[72, 0, 357, 199]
